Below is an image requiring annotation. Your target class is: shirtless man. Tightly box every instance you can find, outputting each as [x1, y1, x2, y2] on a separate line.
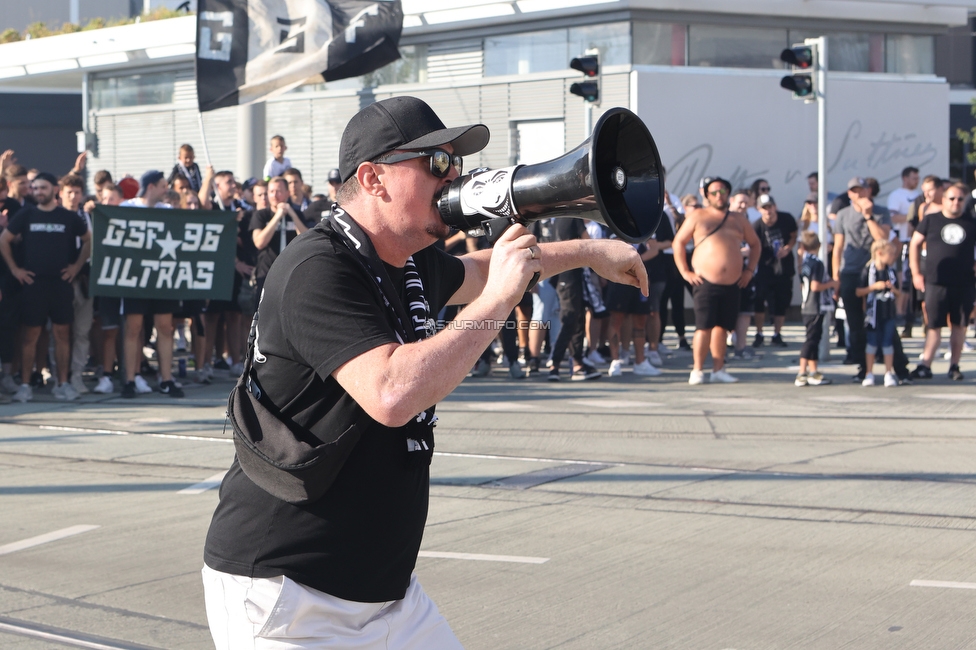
[673, 177, 761, 384]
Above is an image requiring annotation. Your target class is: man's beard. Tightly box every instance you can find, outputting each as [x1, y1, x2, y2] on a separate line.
[426, 221, 451, 239]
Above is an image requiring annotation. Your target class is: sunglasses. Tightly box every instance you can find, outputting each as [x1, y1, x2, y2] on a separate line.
[946, 196, 966, 202]
[708, 189, 729, 196]
[758, 187, 770, 192]
[372, 148, 463, 178]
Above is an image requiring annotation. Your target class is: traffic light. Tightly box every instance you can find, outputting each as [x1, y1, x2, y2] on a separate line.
[780, 43, 817, 101]
[569, 49, 600, 105]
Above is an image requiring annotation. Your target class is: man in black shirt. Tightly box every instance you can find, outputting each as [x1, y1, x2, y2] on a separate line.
[0, 173, 90, 402]
[202, 96, 647, 648]
[752, 194, 798, 347]
[909, 182, 976, 380]
[249, 176, 313, 297]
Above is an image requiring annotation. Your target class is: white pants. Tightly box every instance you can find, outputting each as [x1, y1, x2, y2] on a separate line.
[202, 565, 463, 650]
[71, 278, 94, 376]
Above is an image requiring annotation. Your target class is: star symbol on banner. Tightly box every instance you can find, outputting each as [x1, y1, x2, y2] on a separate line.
[156, 231, 183, 260]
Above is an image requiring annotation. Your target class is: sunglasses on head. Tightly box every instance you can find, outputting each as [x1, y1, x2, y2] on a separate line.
[372, 148, 463, 178]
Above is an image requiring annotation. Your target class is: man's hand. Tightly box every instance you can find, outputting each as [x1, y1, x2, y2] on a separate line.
[83, 199, 97, 214]
[737, 268, 754, 288]
[0, 150, 15, 171]
[61, 263, 82, 283]
[72, 152, 88, 174]
[872, 280, 890, 291]
[235, 260, 255, 277]
[485, 224, 541, 305]
[681, 269, 704, 286]
[12, 267, 34, 285]
[913, 274, 925, 292]
[855, 197, 874, 218]
[586, 239, 649, 295]
[776, 246, 791, 259]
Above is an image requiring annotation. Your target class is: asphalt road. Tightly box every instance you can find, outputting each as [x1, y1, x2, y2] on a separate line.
[2, 325, 976, 649]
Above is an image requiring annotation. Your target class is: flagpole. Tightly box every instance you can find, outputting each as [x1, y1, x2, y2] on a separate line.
[198, 111, 225, 210]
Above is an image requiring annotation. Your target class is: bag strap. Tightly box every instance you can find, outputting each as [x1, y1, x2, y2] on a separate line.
[695, 209, 731, 247]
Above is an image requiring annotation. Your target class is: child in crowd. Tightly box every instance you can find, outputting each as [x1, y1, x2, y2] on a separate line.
[796, 231, 838, 386]
[856, 240, 901, 387]
[263, 135, 292, 180]
[168, 144, 202, 191]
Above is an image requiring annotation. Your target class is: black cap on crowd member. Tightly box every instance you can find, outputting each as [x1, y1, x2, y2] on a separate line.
[699, 176, 732, 194]
[242, 177, 259, 191]
[338, 96, 489, 182]
[138, 170, 165, 197]
[327, 168, 342, 184]
[33, 172, 58, 186]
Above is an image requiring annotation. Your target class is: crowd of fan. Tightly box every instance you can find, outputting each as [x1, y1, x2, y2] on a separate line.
[0, 139, 971, 405]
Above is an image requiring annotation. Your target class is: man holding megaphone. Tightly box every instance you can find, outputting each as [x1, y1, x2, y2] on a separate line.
[203, 96, 651, 648]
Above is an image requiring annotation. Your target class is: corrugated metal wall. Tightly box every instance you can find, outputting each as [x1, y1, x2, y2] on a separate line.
[89, 69, 630, 190]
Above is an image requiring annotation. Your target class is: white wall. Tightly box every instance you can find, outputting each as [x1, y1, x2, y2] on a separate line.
[632, 66, 949, 216]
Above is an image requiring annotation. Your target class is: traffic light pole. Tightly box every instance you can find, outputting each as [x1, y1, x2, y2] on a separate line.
[584, 103, 592, 136]
[811, 36, 831, 363]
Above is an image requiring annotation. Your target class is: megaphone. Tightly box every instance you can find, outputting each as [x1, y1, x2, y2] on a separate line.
[437, 107, 664, 245]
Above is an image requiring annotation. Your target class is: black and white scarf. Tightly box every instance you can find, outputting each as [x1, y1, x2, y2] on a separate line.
[326, 204, 437, 463]
[864, 262, 896, 329]
[177, 162, 203, 191]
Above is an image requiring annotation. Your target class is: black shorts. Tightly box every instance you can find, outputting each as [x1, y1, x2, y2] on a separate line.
[739, 276, 758, 315]
[755, 274, 793, 317]
[97, 296, 122, 329]
[924, 283, 976, 328]
[121, 298, 181, 317]
[606, 282, 651, 315]
[20, 277, 74, 327]
[206, 274, 243, 314]
[693, 279, 739, 331]
[175, 300, 206, 319]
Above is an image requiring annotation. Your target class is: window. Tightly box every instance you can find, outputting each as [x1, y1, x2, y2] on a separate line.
[688, 25, 787, 69]
[568, 23, 630, 67]
[91, 71, 175, 109]
[485, 29, 568, 76]
[515, 120, 565, 164]
[484, 23, 631, 77]
[362, 45, 428, 87]
[886, 34, 934, 74]
[788, 31, 881, 72]
[633, 23, 684, 66]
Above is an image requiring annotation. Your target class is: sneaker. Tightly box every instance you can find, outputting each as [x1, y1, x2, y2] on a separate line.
[910, 365, 933, 380]
[93, 375, 114, 394]
[508, 360, 526, 380]
[898, 375, 914, 386]
[807, 372, 832, 386]
[121, 381, 136, 398]
[851, 370, 866, 383]
[214, 358, 230, 371]
[710, 368, 738, 383]
[965, 342, 975, 352]
[949, 364, 964, 381]
[527, 357, 540, 374]
[633, 360, 662, 376]
[194, 369, 212, 384]
[608, 359, 623, 377]
[12, 384, 32, 403]
[571, 362, 601, 381]
[58, 382, 80, 401]
[619, 351, 631, 366]
[862, 373, 875, 387]
[0, 374, 18, 394]
[469, 359, 491, 378]
[134, 375, 154, 393]
[752, 333, 764, 348]
[688, 369, 705, 385]
[547, 368, 560, 382]
[794, 373, 808, 387]
[70, 374, 89, 395]
[733, 347, 756, 361]
[770, 334, 788, 348]
[159, 380, 185, 398]
[884, 371, 899, 387]
[203, 363, 215, 382]
[647, 350, 664, 367]
[901, 327, 913, 339]
[678, 338, 691, 352]
[584, 349, 606, 366]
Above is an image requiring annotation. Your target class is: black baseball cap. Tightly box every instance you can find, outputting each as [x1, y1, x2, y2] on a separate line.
[327, 168, 341, 184]
[338, 96, 489, 182]
[138, 170, 165, 197]
[699, 176, 732, 193]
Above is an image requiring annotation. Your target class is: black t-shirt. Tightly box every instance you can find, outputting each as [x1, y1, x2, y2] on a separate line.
[645, 211, 675, 283]
[303, 198, 333, 225]
[204, 220, 465, 603]
[916, 212, 976, 286]
[754, 212, 798, 278]
[248, 207, 314, 281]
[6, 205, 87, 278]
[830, 194, 850, 215]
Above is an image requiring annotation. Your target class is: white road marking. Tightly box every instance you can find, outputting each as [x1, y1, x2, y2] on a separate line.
[178, 471, 228, 494]
[810, 396, 892, 403]
[917, 394, 976, 401]
[910, 579, 976, 590]
[464, 402, 533, 411]
[0, 525, 99, 556]
[684, 397, 764, 405]
[0, 616, 159, 649]
[570, 399, 661, 408]
[38, 425, 233, 443]
[418, 551, 548, 564]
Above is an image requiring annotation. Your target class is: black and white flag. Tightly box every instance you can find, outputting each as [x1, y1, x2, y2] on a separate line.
[196, 0, 403, 112]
